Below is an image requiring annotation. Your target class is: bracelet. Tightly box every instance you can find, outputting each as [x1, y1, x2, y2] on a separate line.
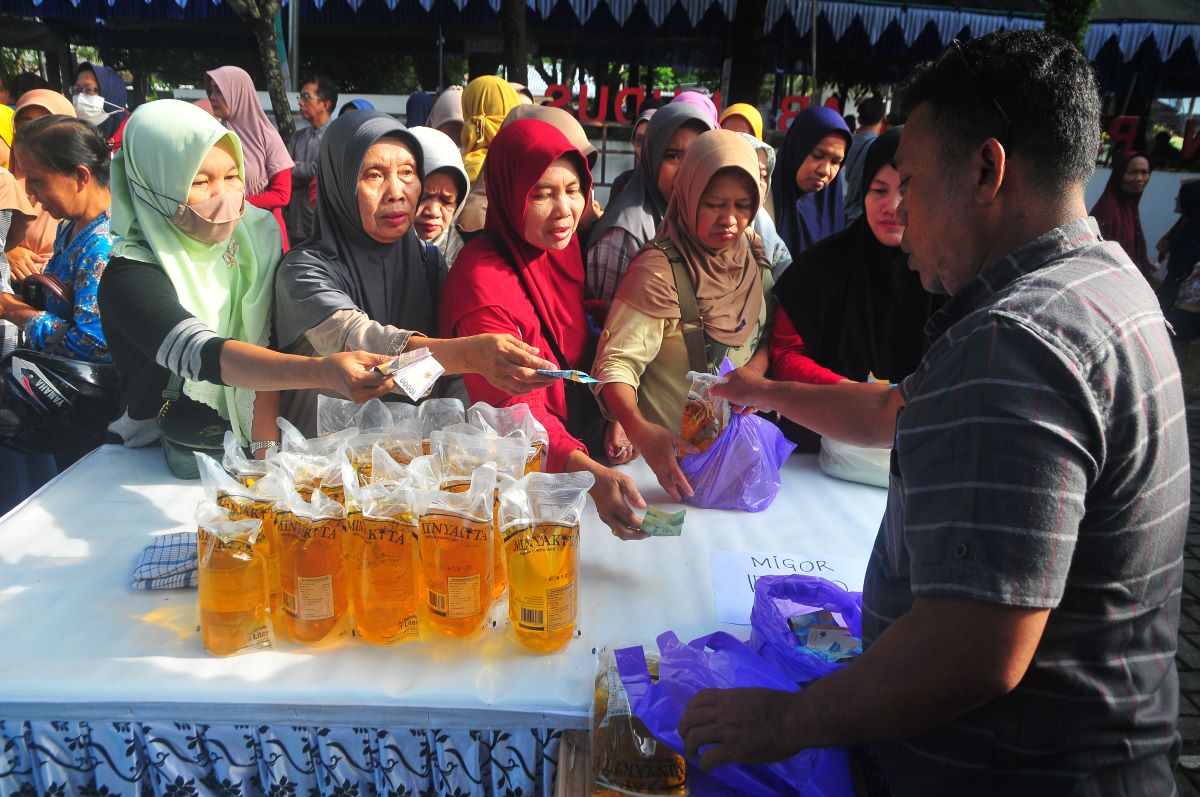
[248, 440, 279, 453]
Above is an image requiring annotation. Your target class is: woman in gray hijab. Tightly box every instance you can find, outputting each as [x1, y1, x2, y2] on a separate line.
[406, 126, 468, 256]
[584, 102, 713, 303]
[274, 110, 555, 435]
[740, 132, 793, 280]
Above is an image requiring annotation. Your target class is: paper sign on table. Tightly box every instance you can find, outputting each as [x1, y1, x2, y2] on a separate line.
[709, 549, 866, 625]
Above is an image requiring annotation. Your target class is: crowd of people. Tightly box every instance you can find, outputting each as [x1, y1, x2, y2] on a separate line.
[0, 27, 1194, 792]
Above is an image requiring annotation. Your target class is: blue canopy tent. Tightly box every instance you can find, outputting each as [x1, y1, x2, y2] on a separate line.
[2, 0, 1197, 97]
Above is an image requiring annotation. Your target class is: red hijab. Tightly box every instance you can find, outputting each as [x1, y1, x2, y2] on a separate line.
[441, 118, 592, 370]
[1090, 150, 1151, 272]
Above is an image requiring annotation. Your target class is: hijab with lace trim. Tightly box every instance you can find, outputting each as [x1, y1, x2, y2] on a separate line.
[109, 99, 283, 443]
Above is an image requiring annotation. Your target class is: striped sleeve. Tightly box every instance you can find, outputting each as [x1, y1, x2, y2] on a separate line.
[98, 256, 229, 387]
[897, 313, 1100, 609]
[156, 317, 225, 384]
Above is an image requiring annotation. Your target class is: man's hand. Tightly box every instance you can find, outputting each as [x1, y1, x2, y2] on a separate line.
[7, 246, 49, 282]
[711, 367, 772, 413]
[679, 688, 803, 771]
[467, 333, 558, 395]
[319, 350, 395, 402]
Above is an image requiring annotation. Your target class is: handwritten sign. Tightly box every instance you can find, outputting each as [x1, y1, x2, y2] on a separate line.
[710, 549, 865, 625]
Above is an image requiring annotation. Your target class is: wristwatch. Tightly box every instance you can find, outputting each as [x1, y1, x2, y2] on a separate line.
[248, 440, 280, 454]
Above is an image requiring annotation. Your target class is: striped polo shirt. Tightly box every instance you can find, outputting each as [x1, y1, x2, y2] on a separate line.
[862, 217, 1188, 795]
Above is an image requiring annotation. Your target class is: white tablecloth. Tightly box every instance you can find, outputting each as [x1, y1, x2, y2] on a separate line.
[0, 444, 888, 796]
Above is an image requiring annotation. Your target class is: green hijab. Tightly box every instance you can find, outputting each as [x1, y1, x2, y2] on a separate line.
[110, 99, 282, 443]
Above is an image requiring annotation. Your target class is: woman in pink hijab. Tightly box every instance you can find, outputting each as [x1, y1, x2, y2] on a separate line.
[205, 66, 294, 249]
[671, 90, 720, 128]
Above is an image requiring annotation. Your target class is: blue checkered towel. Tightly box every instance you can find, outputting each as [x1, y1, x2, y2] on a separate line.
[131, 532, 198, 590]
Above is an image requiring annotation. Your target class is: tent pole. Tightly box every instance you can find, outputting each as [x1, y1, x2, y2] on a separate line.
[288, 0, 300, 92]
[438, 24, 445, 92]
[810, 0, 818, 100]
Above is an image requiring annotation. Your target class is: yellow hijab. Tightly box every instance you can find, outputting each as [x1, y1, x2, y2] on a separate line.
[0, 106, 13, 169]
[719, 103, 764, 141]
[460, 76, 521, 185]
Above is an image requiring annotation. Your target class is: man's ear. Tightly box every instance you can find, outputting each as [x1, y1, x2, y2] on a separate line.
[973, 137, 1006, 206]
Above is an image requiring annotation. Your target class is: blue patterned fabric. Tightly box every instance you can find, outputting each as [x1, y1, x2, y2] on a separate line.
[23, 210, 113, 364]
[0, 719, 562, 796]
[131, 532, 199, 591]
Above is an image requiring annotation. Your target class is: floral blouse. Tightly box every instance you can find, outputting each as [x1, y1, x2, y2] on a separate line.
[24, 210, 113, 363]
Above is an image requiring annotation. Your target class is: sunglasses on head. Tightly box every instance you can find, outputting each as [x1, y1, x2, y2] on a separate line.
[936, 38, 1012, 148]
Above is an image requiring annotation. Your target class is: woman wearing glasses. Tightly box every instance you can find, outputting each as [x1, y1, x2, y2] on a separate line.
[72, 63, 129, 151]
[204, 66, 294, 249]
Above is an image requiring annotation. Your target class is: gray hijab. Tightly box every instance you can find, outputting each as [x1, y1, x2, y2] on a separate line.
[408, 126, 469, 252]
[274, 110, 440, 348]
[588, 102, 714, 247]
[740, 132, 793, 280]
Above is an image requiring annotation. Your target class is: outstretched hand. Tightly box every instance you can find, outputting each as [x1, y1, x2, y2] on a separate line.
[320, 350, 395, 402]
[470, 333, 559, 395]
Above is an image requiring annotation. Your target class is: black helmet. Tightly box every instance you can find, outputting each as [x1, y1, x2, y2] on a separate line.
[0, 350, 121, 455]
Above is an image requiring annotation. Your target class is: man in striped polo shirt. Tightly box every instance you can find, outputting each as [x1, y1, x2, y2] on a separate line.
[678, 29, 1188, 794]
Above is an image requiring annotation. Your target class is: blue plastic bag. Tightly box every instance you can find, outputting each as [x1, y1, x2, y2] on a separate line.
[615, 631, 854, 797]
[678, 357, 796, 511]
[748, 575, 864, 685]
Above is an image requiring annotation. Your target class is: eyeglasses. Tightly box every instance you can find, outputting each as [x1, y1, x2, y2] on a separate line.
[937, 39, 1012, 148]
[70, 85, 100, 97]
[299, 92, 320, 102]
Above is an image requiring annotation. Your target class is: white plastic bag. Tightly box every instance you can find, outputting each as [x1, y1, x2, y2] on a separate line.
[818, 437, 891, 488]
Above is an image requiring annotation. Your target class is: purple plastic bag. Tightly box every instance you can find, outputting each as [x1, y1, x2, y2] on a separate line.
[678, 409, 796, 512]
[615, 631, 854, 797]
[748, 575, 864, 685]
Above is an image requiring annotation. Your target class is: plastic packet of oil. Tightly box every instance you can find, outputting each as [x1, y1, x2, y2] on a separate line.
[679, 371, 730, 455]
[418, 398, 465, 455]
[498, 472, 594, 654]
[432, 427, 527, 599]
[267, 449, 347, 505]
[591, 644, 688, 795]
[416, 463, 496, 637]
[277, 416, 359, 457]
[431, 426, 528, 490]
[466, 401, 550, 474]
[370, 441, 410, 486]
[197, 453, 284, 618]
[272, 478, 353, 646]
[405, 453, 441, 490]
[341, 459, 421, 646]
[221, 431, 270, 487]
[316, 396, 394, 436]
[194, 502, 274, 657]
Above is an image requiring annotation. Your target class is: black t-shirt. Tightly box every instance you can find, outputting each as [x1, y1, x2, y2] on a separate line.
[97, 256, 227, 422]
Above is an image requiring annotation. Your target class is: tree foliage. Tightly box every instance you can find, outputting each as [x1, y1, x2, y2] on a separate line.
[1041, 0, 1101, 50]
[224, 0, 296, 138]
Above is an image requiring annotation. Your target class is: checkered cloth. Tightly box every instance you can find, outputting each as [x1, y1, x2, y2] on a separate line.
[131, 532, 198, 590]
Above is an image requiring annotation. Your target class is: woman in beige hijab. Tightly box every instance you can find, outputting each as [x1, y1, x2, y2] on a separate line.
[594, 129, 773, 500]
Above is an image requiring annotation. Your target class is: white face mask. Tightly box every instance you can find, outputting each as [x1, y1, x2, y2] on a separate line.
[73, 93, 112, 125]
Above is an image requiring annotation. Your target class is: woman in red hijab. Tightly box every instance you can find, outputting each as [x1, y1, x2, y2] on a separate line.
[441, 118, 647, 540]
[1091, 150, 1153, 279]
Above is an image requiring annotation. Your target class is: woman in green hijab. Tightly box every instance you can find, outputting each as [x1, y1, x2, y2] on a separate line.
[99, 99, 393, 454]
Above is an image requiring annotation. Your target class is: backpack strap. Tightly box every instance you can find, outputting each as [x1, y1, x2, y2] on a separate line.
[655, 238, 727, 373]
